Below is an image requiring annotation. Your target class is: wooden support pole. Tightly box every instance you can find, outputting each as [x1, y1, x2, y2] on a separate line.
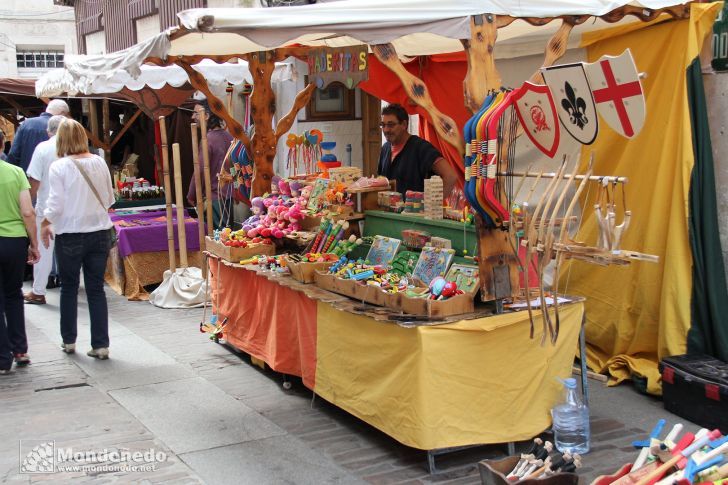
[176, 60, 249, 146]
[475, 216, 521, 301]
[110, 108, 142, 148]
[528, 21, 574, 84]
[275, 83, 316, 138]
[197, 106, 214, 236]
[88, 99, 100, 145]
[102, 98, 111, 167]
[371, 43, 464, 155]
[191, 122, 206, 254]
[245, 50, 279, 197]
[158, 116, 177, 272]
[462, 14, 501, 112]
[172, 142, 188, 269]
[84, 127, 107, 153]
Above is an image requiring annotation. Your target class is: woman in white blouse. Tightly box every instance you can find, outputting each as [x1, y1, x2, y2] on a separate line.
[41, 118, 114, 360]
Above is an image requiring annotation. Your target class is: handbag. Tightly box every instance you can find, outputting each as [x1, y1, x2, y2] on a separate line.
[69, 157, 117, 245]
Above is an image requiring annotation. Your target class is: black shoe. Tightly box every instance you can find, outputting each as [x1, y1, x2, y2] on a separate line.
[46, 276, 60, 289]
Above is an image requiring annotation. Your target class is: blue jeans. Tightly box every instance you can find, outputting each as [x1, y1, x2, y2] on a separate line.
[0, 236, 29, 370]
[55, 230, 111, 349]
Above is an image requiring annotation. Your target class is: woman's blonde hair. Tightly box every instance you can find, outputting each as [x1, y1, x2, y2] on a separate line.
[56, 118, 89, 157]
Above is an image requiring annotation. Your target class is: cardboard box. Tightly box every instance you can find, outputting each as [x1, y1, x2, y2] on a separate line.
[205, 236, 275, 263]
[301, 214, 323, 231]
[285, 257, 334, 284]
[314, 271, 476, 318]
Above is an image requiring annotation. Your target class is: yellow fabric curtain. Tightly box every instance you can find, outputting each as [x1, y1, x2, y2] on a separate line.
[564, 3, 721, 395]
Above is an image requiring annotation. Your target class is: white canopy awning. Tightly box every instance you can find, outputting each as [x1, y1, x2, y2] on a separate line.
[36, 58, 296, 98]
[59, 0, 690, 82]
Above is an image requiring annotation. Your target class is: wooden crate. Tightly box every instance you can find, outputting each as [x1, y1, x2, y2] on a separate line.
[479, 457, 578, 485]
[285, 257, 334, 284]
[314, 271, 476, 317]
[205, 236, 275, 263]
[328, 167, 362, 185]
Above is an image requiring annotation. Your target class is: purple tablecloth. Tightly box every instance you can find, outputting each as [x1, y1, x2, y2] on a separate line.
[111, 210, 202, 258]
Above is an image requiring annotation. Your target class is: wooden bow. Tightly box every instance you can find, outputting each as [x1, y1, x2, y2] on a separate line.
[538, 158, 580, 345]
[551, 153, 594, 344]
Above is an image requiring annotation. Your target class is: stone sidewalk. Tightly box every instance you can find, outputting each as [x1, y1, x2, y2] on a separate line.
[1, 282, 697, 484]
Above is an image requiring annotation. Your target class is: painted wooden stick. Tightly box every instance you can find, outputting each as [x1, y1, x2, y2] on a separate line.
[316, 219, 337, 253]
[327, 223, 350, 253]
[172, 143, 188, 268]
[323, 221, 347, 253]
[310, 218, 331, 253]
[197, 105, 214, 236]
[158, 116, 176, 272]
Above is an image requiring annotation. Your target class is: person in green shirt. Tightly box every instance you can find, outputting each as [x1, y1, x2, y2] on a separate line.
[0, 159, 40, 374]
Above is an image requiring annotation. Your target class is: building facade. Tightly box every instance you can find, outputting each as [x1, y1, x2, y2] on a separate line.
[0, 0, 77, 78]
[56, 0, 265, 55]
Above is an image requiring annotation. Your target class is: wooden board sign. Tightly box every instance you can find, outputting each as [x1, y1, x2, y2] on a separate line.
[307, 47, 369, 89]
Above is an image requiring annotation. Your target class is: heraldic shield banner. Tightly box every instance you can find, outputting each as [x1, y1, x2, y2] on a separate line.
[513, 82, 561, 158]
[583, 48, 646, 139]
[542, 63, 599, 145]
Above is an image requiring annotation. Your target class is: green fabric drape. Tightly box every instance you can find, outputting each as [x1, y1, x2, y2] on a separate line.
[686, 57, 728, 361]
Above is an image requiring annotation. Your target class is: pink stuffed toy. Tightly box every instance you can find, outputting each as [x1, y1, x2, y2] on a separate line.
[278, 179, 292, 198]
[286, 204, 304, 233]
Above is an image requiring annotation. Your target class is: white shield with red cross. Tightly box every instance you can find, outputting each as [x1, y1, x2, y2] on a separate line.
[584, 49, 645, 139]
[542, 63, 599, 145]
[513, 82, 561, 158]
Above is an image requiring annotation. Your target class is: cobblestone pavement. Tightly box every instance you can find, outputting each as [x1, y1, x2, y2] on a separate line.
[1, 282, 696, 484]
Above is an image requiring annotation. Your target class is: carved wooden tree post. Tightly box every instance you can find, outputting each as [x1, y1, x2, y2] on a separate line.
[177, 50, 315, 198]
[246, 51, 279, 197]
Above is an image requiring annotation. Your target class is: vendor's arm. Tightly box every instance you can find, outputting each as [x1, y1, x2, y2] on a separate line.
[432, 157, 458, 195]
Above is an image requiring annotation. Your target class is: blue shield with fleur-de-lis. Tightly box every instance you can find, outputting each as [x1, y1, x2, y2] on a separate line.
[541, 63, 599, 145]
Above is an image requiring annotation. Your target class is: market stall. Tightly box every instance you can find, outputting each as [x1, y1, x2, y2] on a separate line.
[38, 60, 296, 299]
[105, 209, 203, 300]
[55, 0, 725, 463]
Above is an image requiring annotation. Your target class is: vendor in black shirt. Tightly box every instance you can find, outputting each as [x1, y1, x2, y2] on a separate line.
[377, 103, 458, 196]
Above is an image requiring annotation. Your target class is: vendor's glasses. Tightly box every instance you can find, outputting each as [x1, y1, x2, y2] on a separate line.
[379, 122, 401, 129]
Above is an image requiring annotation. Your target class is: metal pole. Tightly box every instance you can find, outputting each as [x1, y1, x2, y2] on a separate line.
[579, 310, 589, 407]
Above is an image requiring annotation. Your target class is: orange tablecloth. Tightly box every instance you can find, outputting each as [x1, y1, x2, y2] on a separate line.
[209, 259, 317, 389]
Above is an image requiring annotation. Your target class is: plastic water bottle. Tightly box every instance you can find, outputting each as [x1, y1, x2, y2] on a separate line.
[551, 377, 590, 454]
